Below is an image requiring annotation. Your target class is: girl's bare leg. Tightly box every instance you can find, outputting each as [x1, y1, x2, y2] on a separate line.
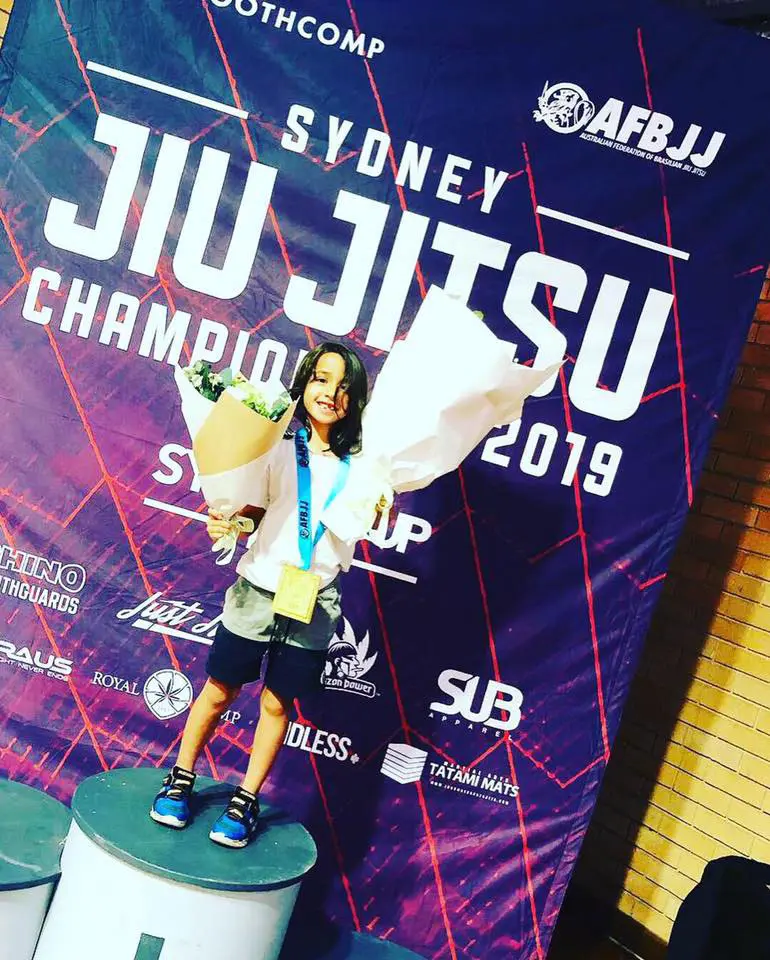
[176, 678, 240, 771]
[241, 686, 291, 795]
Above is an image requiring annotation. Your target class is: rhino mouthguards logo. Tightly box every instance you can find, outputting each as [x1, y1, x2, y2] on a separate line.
[322, 619, 378, 698]
[0, 545, 85, 616]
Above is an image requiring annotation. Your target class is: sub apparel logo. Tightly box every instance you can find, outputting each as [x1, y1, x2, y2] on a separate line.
[430, 669, 523, 732]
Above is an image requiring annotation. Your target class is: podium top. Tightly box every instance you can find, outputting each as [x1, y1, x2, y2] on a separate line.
[0, 778, 71, 891]
[328, 935, 425, 959]
[72, 768, 317, 892]
[281, 930, 426, 959]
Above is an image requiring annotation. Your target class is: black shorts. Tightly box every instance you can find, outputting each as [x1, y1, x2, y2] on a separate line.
[205, 621, 327, 702]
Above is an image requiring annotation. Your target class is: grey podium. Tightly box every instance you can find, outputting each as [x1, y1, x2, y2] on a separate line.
[0, 777, 71, 960]
[34, 768, 316, 960]
[280, 928, 427, 959]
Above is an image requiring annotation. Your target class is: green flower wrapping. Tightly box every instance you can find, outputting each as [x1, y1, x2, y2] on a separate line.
[182, 361, 291, 423]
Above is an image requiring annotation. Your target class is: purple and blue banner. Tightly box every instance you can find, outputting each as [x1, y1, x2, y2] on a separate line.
[1, 1, 770, 956]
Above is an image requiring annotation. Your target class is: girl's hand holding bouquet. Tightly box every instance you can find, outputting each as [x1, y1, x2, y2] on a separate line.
[322, 286, 562, 546]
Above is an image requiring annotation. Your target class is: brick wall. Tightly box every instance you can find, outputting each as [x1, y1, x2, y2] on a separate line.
[574, 271, 770, 947]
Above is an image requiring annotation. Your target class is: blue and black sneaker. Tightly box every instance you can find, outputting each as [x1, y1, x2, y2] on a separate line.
[150, 765, 196, 829]
[209, 787, 260, 849]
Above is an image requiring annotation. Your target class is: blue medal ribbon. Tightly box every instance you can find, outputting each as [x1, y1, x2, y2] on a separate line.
[294, 428, 350, 571]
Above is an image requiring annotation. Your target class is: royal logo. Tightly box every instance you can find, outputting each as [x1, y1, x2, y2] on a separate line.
[322, 620, 378, 698]
[91, 671, 141, 696]
[534, 79, 725, 173]
[143, 669, 194, 720]
[533, 81, 595, 134]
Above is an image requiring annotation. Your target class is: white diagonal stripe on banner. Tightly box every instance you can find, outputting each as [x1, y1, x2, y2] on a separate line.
[86, 61, 249, 119]
[350, 560, 418, 585]
[536, 205, 690, 260]
[143, 498, 206, 522]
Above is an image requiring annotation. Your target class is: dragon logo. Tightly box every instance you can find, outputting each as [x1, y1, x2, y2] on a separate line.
[323, 620, 378, 698]
[533, 81, 595, 134]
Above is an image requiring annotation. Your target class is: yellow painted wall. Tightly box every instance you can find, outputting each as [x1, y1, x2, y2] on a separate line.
[0, 0, 13, 43]
[575, 273, 770, 945]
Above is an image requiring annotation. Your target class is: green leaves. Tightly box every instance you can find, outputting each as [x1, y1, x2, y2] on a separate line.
[181, 361, 291, 422]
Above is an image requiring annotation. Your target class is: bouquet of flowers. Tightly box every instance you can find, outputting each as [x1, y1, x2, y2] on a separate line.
[321, 286, 561, 546]
[174, 361, 296, 563]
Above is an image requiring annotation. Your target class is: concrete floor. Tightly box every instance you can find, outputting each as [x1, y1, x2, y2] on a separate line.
[548, 941, 631, 960]
[547, 902, 644, 960]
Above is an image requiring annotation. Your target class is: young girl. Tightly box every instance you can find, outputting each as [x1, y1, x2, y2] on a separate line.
[150, 342, 369, 848]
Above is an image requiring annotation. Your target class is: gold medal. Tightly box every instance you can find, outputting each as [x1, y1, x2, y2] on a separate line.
[272, 564, 321, 624]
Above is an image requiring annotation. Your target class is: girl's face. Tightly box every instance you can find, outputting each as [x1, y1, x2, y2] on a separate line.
[303, 352, 350, 429]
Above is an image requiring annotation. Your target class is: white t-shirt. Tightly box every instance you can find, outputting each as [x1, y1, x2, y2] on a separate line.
[236, 439, 355, 593]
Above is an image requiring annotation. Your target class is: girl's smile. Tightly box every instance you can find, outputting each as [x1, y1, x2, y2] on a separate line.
[303, 353, 350, 431]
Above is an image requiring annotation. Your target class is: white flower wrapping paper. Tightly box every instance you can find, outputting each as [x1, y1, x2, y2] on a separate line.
[173, 366, 295, 562]
[321, 286, 562, 546]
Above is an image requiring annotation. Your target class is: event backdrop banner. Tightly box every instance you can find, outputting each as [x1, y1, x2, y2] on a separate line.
[1, 0, 770, 957]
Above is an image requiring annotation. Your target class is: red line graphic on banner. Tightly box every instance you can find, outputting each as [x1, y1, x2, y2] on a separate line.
[40, 6, 214, 712]
[200, 0, 295, 279]
[521, 141, 610, 766]
[295, 699, 363, 932]
[345, 0, 428, 302]
[455, 466, 545, 960]
[467, 169, 525, 201]
[359, 541, 459, 960]
[637, 27, 693, 507]
[15, 94, 90, 156]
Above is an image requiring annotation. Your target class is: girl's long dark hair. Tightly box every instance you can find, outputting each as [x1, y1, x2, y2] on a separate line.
[290, 342, 368, 458]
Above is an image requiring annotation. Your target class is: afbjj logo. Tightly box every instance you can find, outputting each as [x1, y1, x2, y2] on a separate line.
[533, 79, 725, 173]
[322, 619, 378, 698]
[143, 669, 193, 720]
[533, 81, 595, 134]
